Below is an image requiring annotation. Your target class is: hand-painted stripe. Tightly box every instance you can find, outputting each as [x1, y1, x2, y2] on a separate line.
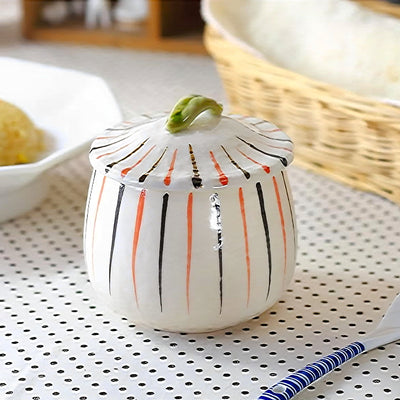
[209, 151, 229, 186]
[252, 124, 293, 143]
[96, 134, 129, 139]
[104, 118, 150, 133]
[236, 117, 292, 142]
[158, 193, 169, 312]
[108, 183, 125, 294]
[210, 193, 223, 313]
[189, 144, 203, 189]
[237, 136, 288, 166]
[84, 170, 97, 244]
[221, 145, 250, 179]
[186, 192, 193, 312]
[239, 187, 251, 306]
[105, 138, 149, 172]
[105, 126, 133, 132]
[96, 127, 133, 139]
[131, 189, 146, 307]
[121, 145, 156, 178]
[273, 176, 287, 274]
[256, 182, 272, 301]
[91, 175, 107, 280]
[164, 149, 178, 186]
[237, 148, 270, 174]
[96, 141, 131, 159]
[256, 134, 293, 152]
[89, 135, 131, 153]
[139, 147, 168, 183]
[247, 124, 293, 151]
[281, 171, 296, 251]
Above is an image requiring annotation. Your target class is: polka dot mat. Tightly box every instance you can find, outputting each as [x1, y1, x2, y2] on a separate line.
[0, 155, 399, 400]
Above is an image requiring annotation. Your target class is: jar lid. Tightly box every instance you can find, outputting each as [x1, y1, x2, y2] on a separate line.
[89, 95, 293, 190]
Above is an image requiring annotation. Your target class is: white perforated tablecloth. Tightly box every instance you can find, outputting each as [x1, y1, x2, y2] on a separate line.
[1, 155, 399, 400]
[0, 30, 399, 398]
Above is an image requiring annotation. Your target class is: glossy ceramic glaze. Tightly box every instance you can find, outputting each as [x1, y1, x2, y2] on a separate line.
[84, 110, 296, 332]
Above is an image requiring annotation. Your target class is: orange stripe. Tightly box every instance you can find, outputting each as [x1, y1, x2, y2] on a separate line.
[96, 142, 131, 159]
[265, 128, 280, 133]
[96, 134, 128, 139]
[91, 176, 107, 279]
[239, 187, 251, 306]
[131, 189, 146, 307]
[237, 149, 270, 173]
[273, 176, 287, 273]
[121, 145, 156, 177]
[186, 192, 193, 313]
[209, 150, 229, 186]
[164, 149, 178, 186]
[264, 143, 292, 153]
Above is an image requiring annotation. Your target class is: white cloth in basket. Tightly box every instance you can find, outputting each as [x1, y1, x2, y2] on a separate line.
[202, 0, 400, 103]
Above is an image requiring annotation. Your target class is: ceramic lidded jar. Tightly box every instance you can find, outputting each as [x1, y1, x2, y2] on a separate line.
[84, 95, 297, 332]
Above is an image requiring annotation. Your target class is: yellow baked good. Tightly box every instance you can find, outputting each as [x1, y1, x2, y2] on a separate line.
[0, 100, 44, 166]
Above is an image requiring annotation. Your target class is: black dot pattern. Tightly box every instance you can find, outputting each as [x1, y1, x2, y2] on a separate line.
[0, 156, 399, 399]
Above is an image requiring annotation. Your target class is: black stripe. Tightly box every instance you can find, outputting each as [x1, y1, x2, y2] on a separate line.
[158, 193, 169, 312]
[256, 182, 272, 301]
[281, 171, 296, 250]
[257, 131, 293, 144]
[221, 145, 250, 179]
[107, 118, 151, 132]
[237, 136, 288, 166]
[105, 127, 132, 132]
[89, 135, 130, 153]
[139, 147, 168, 183]
[84, 170, 97, 243]
[252, 123, 293, 143]
[189, 144, 203, 189]
[210, 193, 223, 313]
[217, 230, 223, 314]
[105, 138, 149, 172]
[108, 183, 125, 295]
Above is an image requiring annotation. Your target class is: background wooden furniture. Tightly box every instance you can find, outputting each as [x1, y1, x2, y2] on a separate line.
[22, 0, 205, 54]
[353, 0, 400, 18]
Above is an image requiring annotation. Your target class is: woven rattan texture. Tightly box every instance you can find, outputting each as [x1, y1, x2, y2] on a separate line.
[1, 155, 399, 400]
[204, 27, 400, 205]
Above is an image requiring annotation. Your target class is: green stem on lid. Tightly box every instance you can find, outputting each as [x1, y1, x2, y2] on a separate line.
[166, 95, 223, 133]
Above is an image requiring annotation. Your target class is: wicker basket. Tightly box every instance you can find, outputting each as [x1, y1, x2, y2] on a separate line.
[204, 25, 400, 205]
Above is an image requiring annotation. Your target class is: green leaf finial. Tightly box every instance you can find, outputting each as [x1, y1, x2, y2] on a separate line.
[166, 95, 223, 133]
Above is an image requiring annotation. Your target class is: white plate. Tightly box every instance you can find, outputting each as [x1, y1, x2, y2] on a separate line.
[0, 57, 122, 222]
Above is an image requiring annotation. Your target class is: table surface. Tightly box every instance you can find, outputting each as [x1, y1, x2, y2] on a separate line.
[1, 154, 399, 400]
[0, 31, 399, 399]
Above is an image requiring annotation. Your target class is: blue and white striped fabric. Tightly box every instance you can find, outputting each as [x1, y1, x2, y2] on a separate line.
[258, 342, 366, 400]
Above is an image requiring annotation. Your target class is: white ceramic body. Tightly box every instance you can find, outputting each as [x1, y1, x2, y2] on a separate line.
[84, 169, 296, 332]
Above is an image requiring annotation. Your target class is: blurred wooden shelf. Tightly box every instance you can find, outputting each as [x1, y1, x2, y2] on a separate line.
[22, 0, 206, 54]
[353, 0, 400, 18]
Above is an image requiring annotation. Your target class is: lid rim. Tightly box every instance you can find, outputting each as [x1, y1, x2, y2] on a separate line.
[89, 114, 293, 191]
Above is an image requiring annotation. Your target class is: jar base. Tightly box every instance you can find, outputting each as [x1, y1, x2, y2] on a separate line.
[93, 289, 282, 333]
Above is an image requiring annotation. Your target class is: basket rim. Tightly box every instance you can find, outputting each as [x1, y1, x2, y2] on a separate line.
[204, 25, 400, 121]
